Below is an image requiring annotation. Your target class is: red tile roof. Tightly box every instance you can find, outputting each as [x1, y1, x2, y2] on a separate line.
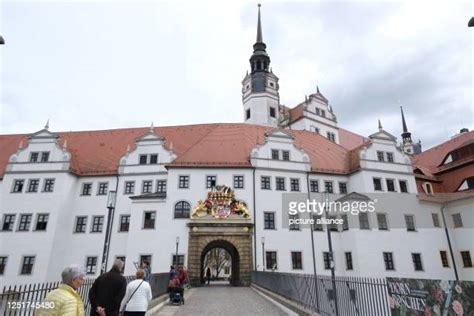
[0, 123, 367, 178]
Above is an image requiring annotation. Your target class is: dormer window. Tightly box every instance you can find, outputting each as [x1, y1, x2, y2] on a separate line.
[282, 151, 290, 161]
[40, 152, 50, 162]
[457, 177, 474, 191]
[138, 154, 159, 165]
[377, 151, 385, 162]
[271, 149, 279, 160]
[386, 152, 394, 163]
[423, 182, 433, 195]
[315, 108, 320, 116]
[139, 155, 147, 165]
[30, 152, 39, 163]
[150, 154, 158, 164]
[321, 110, 326, 117]
[326, 132, 336, 142]
[270, 107, 276, 118]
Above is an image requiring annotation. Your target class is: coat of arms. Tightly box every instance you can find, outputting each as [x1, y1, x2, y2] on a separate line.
[191, 185, 250, 219]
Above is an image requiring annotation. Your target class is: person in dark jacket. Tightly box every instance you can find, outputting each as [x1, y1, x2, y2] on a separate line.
[89, 259, 127, 316]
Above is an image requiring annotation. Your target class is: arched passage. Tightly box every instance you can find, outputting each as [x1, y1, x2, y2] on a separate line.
[200, 240, 240, 286]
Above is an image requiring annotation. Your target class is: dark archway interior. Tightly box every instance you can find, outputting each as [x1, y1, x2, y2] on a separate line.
[200, 239, 240, 286]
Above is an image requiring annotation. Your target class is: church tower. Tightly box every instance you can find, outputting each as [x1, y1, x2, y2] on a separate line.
[242, 4, 280, 127]
[400, 106, 422, 155]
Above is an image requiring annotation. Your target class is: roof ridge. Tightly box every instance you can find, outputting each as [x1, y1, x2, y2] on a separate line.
[414, 130, 474, 157]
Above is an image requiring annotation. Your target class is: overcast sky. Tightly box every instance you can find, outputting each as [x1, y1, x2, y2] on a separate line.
[0, 0, 472, 149]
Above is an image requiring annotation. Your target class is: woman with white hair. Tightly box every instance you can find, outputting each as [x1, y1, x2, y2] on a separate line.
[120, 269, 152, 316]
[35, 264, 86, 316]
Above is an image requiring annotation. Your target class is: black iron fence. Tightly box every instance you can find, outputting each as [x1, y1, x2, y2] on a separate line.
[252, 271, 391, 316]
[0, 273, 168, 315]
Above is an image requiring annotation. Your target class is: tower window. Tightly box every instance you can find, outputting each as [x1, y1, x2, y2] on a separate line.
[257, 60, 262, 70]
[270, 107, 276, 118]
[269, 82, 274, 87]
[246, 109, 251, 120]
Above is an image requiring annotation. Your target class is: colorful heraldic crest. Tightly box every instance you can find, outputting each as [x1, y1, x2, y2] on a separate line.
[192, 185, 250, 219]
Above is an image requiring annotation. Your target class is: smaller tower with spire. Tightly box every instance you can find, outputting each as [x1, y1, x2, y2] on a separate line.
[400, 105, 422, 155]
[242, 4, 280, 127]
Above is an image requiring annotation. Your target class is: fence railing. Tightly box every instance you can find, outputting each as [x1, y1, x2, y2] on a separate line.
[252, 271, 391, 316]
[0, 273, 169, 316]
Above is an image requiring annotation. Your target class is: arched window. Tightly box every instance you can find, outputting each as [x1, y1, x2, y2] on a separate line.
[174, 201, 191, 219]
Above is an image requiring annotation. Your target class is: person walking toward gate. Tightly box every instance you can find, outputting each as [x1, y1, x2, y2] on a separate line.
[89, 259, 127, 316]
[120, 269, 152, 316]
[35, 264, 86, 316]
[205, 267, 211, 285]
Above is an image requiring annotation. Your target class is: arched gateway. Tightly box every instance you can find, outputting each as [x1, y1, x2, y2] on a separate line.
[187, 186, 253, 286]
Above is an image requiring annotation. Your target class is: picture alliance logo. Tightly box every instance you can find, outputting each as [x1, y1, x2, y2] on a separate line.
[287, 199, 377, 226]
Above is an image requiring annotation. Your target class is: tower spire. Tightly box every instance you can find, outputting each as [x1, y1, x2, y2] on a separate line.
[400, 106, 408, 133]
[256, 4, 263, 43]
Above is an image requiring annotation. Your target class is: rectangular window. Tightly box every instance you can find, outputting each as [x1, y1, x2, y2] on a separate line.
[35, 214, 49, 231]
[124, 181, 135, 195]
[312, 215, 323, 231]
[246, 109, 251, 120]
[116, 256, 126, 273]
[91, 216, 104, 233]
[27, 179, 40, 193]
[377, 151, 385, 162]
[75, 216, 87, 233]
[21, 256, 35, 275]
[290, 178, 300, 192]
[156, 180, 167, 193]
[30, 152, 39, 162]
[323, 252, 331, 269]
[2, 214, 16, 231]
[43, 179, 55, 192]
[316, 108, 320, 116]
[405, 215, 416, 232]
[264, 212, 275, 230]
[386, 152, 394, 163]
[140, 255, 152, 267]
[12, 179, 25, 193]
[386, 179, 396, 192]
[18, 214, 32, 231]
[81, 183, 92, 196]
[40, 152, 50, 163]
[178, 176, 189, 189]
[119, 215, 130, 232]
[271, 149, 279, 160]
[399, 180, 408, 193]
[412, 253, 423, 271]
[233, 176, 244, 189]
[359, 213, 370, 230]
[276, 177, 286, 191]
[383, 252, 395, 271]
[432, 213, 441, 228]
[266, 251, 277, 270]
[345, 252, 353, 270]
[261, 176, 271, 190]
[142, 180, 153, 193]
[282, 150, 290, 161]
[310, 180, 319, 193]
[139, 154, 147, 165]
[172, 255, 185, 266]
[377, 213, 388, 230]
[321, 110, 326, 117]
[270, 107, 276, 118]
[86, 257, 97, 275]
[373, 178, 382, 191]
[206, 176, 217, 189]
[440, 251, 449, 268]
[341, 214, 349, 231]
[461, 251, 473, 268]
[0, 256, 7, 275]
[150, 154, 158, 164]
[97, 182, 108, 195]
[327, 215, 338, 232]
[453, 213, 463, 228]
[291, 252, 302, 270]
[339, 182, 347, 194]
[143, 211, 156, 229]
[289, 214, 300, 231]
[324, 181, 333, 193]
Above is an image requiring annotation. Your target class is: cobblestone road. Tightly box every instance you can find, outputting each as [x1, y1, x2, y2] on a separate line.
[154, 283, 290, 316]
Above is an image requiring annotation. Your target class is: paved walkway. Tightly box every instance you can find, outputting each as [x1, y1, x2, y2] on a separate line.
[153, 283, 291, 316]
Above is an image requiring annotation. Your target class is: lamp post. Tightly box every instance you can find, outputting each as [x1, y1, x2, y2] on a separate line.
[100, 190, 117, 274]
[261, 236, 265, 271]
[175, 237, 180, 267]
[324, 191, 339, 316]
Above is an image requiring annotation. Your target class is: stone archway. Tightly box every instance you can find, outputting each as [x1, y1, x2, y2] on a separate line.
[187, 221, 253, 286]
[200, 240, 239, 285]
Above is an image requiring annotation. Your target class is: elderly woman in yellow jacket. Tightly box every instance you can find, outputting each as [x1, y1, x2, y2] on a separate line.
[35, 264, 86, 316]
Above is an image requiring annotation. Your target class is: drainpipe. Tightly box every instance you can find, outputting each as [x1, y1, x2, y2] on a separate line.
[253, 168, 257, 271]
[440, 204, 459, 281]
[306, 172, 320, 312]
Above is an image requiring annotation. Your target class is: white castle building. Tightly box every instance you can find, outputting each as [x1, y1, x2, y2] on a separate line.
[0, 6, 473, 286]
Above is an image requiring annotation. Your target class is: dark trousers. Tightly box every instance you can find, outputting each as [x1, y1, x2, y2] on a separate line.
[124, 312, 146, 316]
